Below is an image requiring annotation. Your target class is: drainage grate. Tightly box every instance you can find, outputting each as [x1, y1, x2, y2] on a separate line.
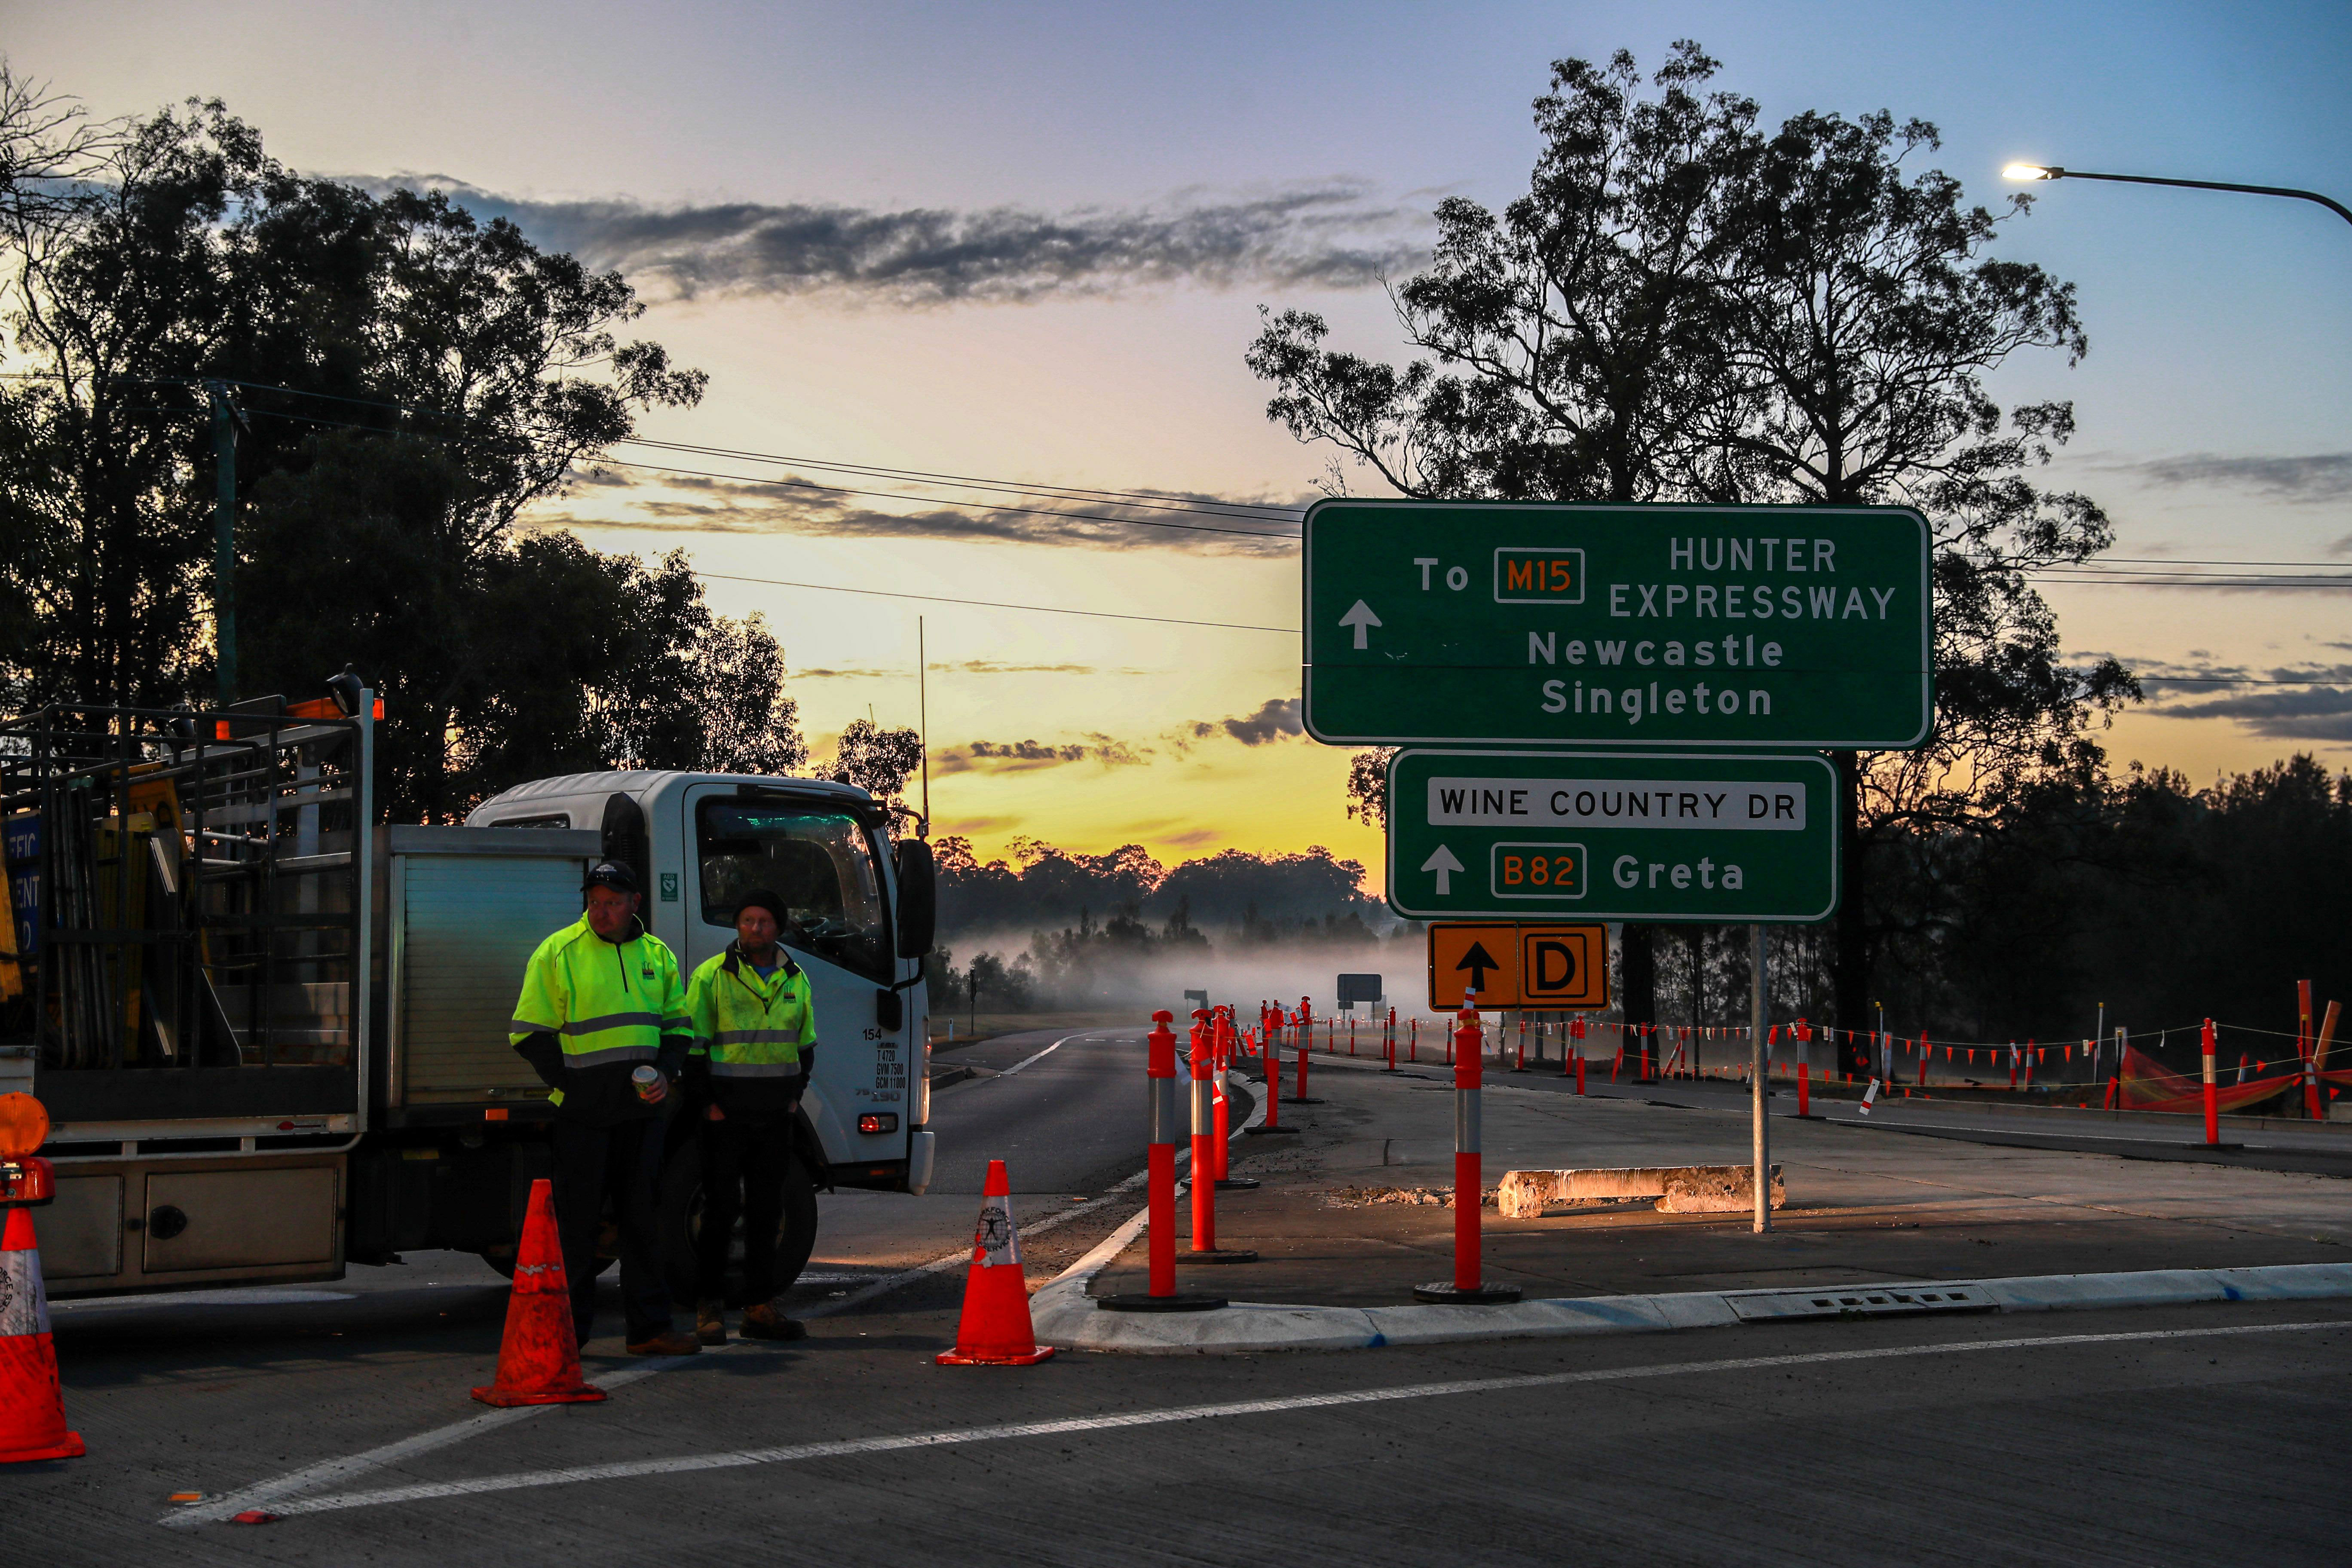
[1725, 1282, 1996, 1322]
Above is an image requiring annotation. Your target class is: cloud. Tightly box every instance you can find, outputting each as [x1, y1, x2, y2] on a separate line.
[2153, 686, 2352, 742]
[2131, 656, 2352, 742]
[950, 660, 1152, 676]
[372, 175, 1430, 306]
[2108, 451, 2352, 503]
[1171, 696, 1305, 751]
[532, 472, 1301, 557]
[932, 735, 1151, 775]
[1159, 828, 1222, 848]
[938, 816, 1016, 835]
[791, 666, 901, 680]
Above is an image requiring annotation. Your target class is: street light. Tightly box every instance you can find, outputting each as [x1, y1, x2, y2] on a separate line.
[2003, 162, 2351, 228]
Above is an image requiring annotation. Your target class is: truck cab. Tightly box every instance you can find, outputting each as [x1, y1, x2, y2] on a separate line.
[466, 770, 936, 1195]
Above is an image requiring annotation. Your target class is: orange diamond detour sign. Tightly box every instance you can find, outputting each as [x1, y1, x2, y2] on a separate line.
[1427, 923, 1608, 1011]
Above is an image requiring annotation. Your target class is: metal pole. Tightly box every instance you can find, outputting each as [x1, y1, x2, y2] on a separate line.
[1751, 923, 1770, 1235]
[917, 617, 929, 834]
[2021, 166, 2352, 228]
[208, 382, 237, 705]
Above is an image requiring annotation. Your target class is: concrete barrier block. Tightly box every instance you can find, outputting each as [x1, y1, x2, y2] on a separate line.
[1497, 1164, 1784, 1217]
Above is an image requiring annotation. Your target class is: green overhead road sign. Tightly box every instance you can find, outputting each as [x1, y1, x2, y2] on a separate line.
[1304, 501, 1932, 749]
[1385, 750, 1840, 923]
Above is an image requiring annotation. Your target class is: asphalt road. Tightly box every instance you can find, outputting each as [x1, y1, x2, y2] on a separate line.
[924, 1027, 1153, 1195]
[15, 1027, 2352, 1565]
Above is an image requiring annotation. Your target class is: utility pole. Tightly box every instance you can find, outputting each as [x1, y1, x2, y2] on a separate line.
[206, 380, 239, 705]
[917, 616, 930, 836]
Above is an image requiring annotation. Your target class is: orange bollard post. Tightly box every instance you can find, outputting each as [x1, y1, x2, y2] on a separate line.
[1410, 1017, 1419, 1063]
[2202, 1017, 2222, 1147]
[1413, 1009, 1521, 1305]
[1186, 1010, 1255, 1263]
[1248, 1023, 1299, 1136]
[1102, 1012, 1221, 1311]
[1212, 1010, 1260, 1188]
[1798, 1060, 1811, 1118]
[1288, 1001, 1322, 1106]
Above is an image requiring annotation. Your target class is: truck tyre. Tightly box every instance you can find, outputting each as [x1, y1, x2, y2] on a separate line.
[656, 1134, 820, 1307]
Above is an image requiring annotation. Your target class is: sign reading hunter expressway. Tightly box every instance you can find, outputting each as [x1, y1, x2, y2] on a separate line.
[1304, 500, 1931, 749]
[1385, 750, 1839, 922]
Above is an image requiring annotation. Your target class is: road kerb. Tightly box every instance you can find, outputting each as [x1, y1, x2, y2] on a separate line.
[1028, 1258, 2352, 1356]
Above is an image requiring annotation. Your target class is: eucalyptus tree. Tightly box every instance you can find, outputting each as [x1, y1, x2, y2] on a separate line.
[1246, 40, 1757, 1026]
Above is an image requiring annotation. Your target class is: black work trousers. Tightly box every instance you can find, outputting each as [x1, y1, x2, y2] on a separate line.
[549, 1117, 672, 1345]
[695, 1114, 793, 1304]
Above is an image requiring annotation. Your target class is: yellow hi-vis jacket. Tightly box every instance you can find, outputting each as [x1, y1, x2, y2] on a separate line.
[509, 913, 690, 1122]
[685, 943, 816, 1118]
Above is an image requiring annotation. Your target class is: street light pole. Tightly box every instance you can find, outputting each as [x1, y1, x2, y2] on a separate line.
[2004, 164, 2352, 229]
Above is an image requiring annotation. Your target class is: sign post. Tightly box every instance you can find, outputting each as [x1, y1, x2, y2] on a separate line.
[1305, 501, 1931, 750]
[1387, 750, 1838, 924]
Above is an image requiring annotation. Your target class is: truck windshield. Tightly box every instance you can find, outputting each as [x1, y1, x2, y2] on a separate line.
[696, 797, 889, 980]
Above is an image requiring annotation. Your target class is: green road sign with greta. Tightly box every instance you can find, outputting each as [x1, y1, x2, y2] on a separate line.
[1385, 750, 1840, 923]
[1304, 500, 1931, 749]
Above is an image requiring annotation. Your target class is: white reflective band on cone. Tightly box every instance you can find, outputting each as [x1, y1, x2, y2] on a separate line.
[0, 1246, 52, 1336]
[1150, 1079, 1181, 1144]
[1192, 1077, 1213, 1134]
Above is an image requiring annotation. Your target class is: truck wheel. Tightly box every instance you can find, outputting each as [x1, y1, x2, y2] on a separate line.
[658, 1136, 821, 1307]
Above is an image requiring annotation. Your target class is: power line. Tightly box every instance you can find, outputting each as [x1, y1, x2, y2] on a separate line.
[692, 571, 1297, 634]
[617, 436, 1304, 522]
[206, 405, 1302, 543]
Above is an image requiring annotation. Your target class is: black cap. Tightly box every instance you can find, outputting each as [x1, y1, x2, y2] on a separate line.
[583, 859, 639, 894]
[733, 888, 787, 925]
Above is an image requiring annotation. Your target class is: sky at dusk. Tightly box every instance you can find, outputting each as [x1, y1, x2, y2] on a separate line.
[10, 0, 2351, 888]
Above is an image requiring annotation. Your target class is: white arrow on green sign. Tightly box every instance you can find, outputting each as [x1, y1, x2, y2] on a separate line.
[1386, 749, 1840, 923]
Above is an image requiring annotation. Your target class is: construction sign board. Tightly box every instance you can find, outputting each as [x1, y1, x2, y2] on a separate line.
[1388, 748, 1839, 923]
[1303, 500, 1931, 750]
[1427, 922, 1609, 1011]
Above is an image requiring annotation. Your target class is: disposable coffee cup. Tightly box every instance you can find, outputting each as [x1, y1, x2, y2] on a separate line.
[631, 1065, 662, 1102]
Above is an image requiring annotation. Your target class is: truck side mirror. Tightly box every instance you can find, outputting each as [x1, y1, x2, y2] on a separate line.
[876, 989, 904, 1032]
[893, 838, 936, 959]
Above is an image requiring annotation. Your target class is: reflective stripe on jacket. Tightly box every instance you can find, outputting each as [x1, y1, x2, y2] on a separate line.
[687, 944, 815, 1077]
[510, 914, 690, 1109]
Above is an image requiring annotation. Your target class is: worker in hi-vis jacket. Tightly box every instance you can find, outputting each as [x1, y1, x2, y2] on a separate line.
[681, 888, 815, 1345]
[509, 859, 700, 1356]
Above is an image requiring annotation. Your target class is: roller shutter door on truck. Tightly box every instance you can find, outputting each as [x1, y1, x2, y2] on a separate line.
[399, 854, 585, 1103]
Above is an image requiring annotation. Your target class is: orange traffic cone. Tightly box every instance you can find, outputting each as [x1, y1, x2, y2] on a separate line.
[471, 1179, 606, 1406]
[936, 1159, 1053, 1366]
[0, 1205, 83, 1464]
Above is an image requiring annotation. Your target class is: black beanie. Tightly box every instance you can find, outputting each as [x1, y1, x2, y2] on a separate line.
[734, 888, 788, 926]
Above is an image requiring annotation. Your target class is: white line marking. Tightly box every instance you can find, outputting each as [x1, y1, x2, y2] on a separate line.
[257, 1320, 2340, 1519]
[164, 1031, 1221, 1528]
[997, 1031, 1084, 1077]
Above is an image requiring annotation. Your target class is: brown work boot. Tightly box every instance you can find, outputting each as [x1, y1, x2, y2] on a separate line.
[625, 1329, 702, 1356]
[695, 1299, 727, 1345]
[741, 1302, 806, 1341]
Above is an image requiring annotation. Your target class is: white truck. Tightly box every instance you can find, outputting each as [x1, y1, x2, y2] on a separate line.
[0, 683, 936, 1302]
